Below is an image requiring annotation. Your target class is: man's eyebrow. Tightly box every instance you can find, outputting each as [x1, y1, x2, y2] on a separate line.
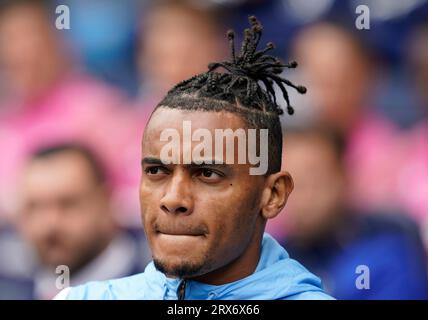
[141, 157, 163, 165]
[141, 157, 228, 167]
[188, 159, 226, 167]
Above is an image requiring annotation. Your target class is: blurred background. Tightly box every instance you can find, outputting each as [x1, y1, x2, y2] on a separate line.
[0, 0, 427, 299]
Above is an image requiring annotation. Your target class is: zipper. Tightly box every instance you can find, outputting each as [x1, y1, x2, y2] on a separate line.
[177, 279, 187, 300]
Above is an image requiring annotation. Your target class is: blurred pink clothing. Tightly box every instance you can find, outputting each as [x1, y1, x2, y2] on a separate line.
[0, 73, 152, 223]
[346, 113, 428, 222]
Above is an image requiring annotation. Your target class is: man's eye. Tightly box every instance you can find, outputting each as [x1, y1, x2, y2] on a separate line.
[198, 168, 223, 181]
[145, 166, 167, 175]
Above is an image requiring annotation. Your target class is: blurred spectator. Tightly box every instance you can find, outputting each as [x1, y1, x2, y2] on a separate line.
[269, 128, 428, 299]
[0, 143, 151, 299]
[0, 0, 143, 224]
[0, 0, 69, 105]
[286, 22, 393, 212]
[136, 0, 227, 107]
[408, 24, 428, 116]
[392, 23, 428, 248]
[289, 22, 374, 134]
[283, 22, 428, 239]
[344, 22, 428, 240]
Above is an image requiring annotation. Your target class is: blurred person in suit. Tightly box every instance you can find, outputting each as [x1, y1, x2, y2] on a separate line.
[268, 128, 428, 299]
[0, 143, 151, 299]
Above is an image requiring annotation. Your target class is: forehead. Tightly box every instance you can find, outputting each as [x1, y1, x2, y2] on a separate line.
[23, 152, 96, 195]
[142, 108, 247, 154]
[285, 136, 338, 173]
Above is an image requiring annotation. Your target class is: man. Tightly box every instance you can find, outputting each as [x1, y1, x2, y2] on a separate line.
[57, 16, 333, 300]
[137, 0, 227, 103]
[0, 0, 142, 225]
[2, 143, 151, 299]
[274, 128, 428, 299]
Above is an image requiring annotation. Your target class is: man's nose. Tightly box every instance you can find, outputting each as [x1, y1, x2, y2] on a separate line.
[160, 170, 194, 215]
[37, 204, 62, 235]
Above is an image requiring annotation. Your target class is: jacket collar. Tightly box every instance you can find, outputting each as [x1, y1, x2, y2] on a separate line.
[153, 233, 290, 299]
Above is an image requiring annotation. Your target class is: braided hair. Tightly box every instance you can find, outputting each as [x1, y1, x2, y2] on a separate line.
[155, 15, 307, 174]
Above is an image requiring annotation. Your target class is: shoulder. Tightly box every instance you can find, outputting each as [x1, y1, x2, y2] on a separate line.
[55, 271, 157, 300]
[286, 291, 335, 300]
[53, 287, 72, 300]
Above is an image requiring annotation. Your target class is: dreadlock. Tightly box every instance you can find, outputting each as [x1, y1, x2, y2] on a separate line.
[155, 15, 307, 174]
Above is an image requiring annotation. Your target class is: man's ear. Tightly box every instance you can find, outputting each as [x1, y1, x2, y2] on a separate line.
[260, 171, 294, 220]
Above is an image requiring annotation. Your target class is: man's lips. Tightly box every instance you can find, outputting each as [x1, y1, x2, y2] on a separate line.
[154, 223, 208, 236]
[156, 230, 205, 236]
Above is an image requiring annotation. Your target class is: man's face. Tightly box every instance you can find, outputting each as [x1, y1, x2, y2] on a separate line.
[140, 6, 225, 93]
[293, 24, 368, 132]
[19, 151, 113, 272]
[140, 108, 266, 279]
[283, 135, 344, 239]
[0, 4, 62, 98]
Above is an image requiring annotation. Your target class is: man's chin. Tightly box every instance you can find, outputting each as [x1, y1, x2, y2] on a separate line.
[153, 257, 207, 279]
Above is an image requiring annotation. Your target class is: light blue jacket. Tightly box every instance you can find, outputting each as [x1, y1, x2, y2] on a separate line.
[63, 233, 334, 300]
